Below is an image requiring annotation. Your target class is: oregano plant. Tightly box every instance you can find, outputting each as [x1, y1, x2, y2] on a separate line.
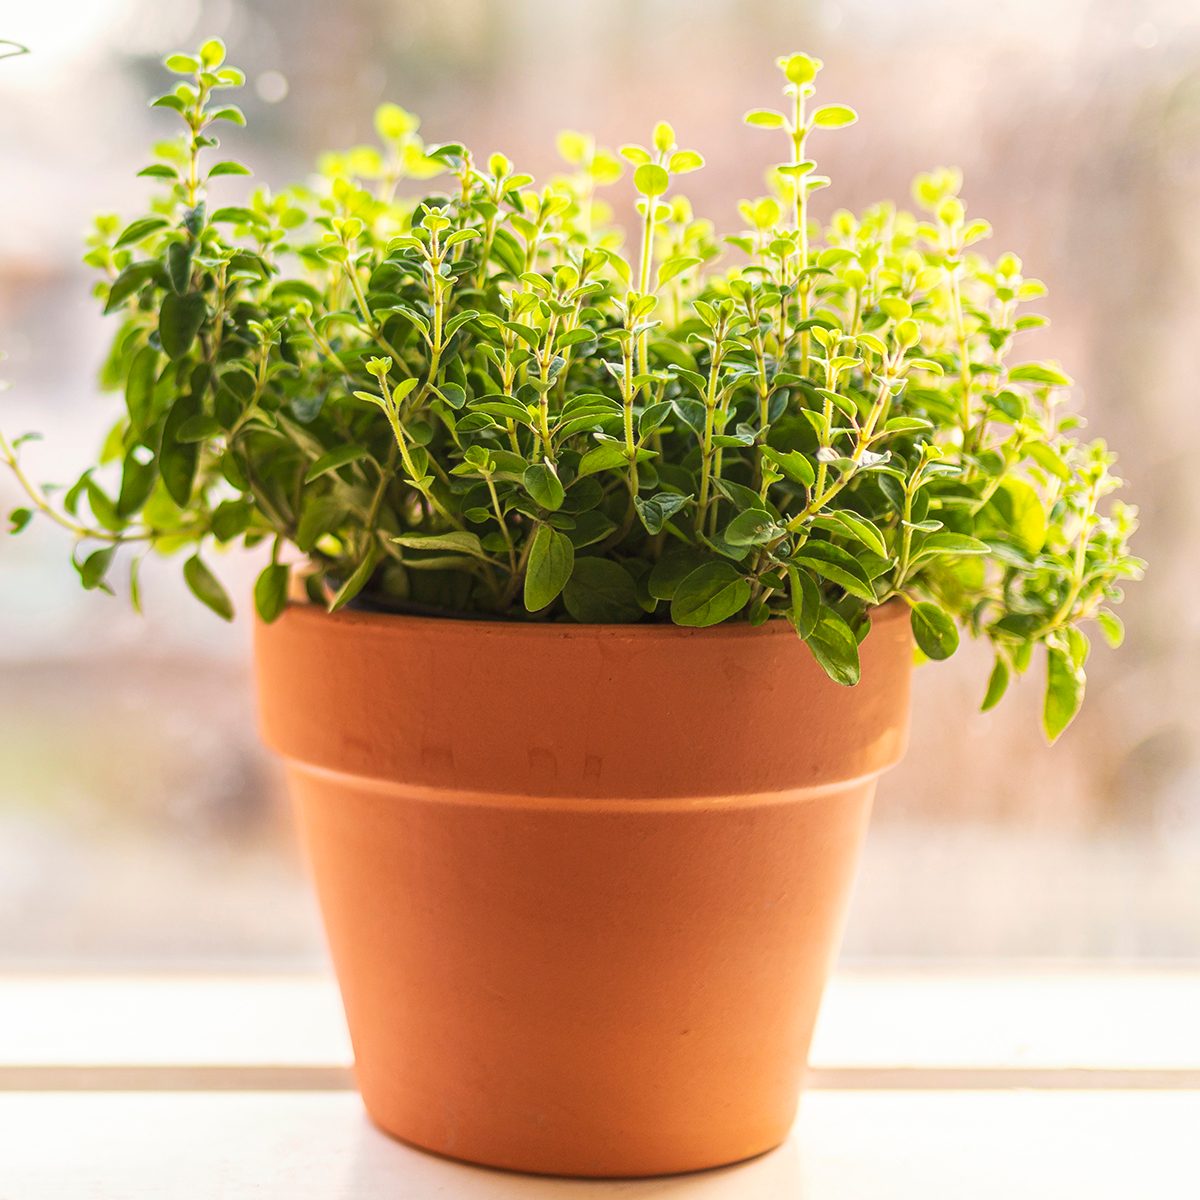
[2, 43, 1142, 740]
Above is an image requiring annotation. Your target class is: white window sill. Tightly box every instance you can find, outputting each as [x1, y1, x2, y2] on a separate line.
[3, 968, 1198, 1198]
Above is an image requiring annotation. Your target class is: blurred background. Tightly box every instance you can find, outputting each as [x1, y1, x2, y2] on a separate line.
[1, 0, 1196, 968]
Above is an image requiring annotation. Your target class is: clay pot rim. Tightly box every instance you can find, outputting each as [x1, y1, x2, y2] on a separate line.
[271, 596, 907, 640]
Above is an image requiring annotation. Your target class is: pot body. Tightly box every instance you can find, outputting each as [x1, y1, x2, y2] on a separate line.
[255, 605, 912, 1178]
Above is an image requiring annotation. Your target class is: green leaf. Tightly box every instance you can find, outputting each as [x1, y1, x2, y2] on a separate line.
[211, 499, 251, 542]
[634, 163, 670, 198]
[910, 601, 959, 660]
[780, 52, 820, 85]
[254, 563, 290, 623]
[210, 205, 263, 226]
[159, 292, 207, 359]
[116, 453, 157, 517]
[634, 491, 689, 535]
[657, 256, 702, 289]
[670, 561, 750, 627]
[912, 532, 991, 562]
[209, 105, 247, 126]
[328, 545, 379, 612]
[183, 555, 234, 621]
[762, 447, 815, 488]
[577, 442, 629, 477]
[167, 240, 195, 294]
[159, 392, 201, 506]
[199, 38, 227, 68]
[114, 217, 169, 248]
[1043, 644, 1085, 742]
[1026, 440, 1071, 482]
[831, 511, 888, 558]
[983, 478, 1046, 555]
[648, 545, 709, 600]
[524, 525, 575, 612]
[393, 530, 489, 559]
[792, 542, 877, 602]
[807, 607, 861, 686]
[981, 656, 1010, 712]
[8, 507, 33, 534]
[668, 149, 704, 174]
[125, 345, 160, 433]
[305, 445, 369, 484]
[1095, 610, 1124, 649]
[744, 108, 787, 128]
[176, 414, 222, 443]
[129, 555, 143, 613]
[563, 558, 642, 623]
[724, 508, 780, 547]
[207, 160, 251, 178]
[1009, 362, 1073, 387]
[79, 545, 117, 592]
[105, 261, 162, 313]
[787, 566, 820, 639]
[523, 462, 565, 511]
[811, 104, 858, 128]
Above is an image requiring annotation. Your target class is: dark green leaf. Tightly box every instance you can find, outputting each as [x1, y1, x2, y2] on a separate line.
[211, 499, 252, 542]
[8, 507, 33, 534]
[79, 545, 116, 591]
[105, 261, 162, 313]
[670, 561, 750, 627]
[159, 392, 201, 506]
[183, 555, 234, 621]
[910, 601, 959, 660]
[807, 607, 861, 685]
[634, 491, 689, 535]
[577, 442, 629, 477]
[393, 530, 489, 559]
[981, 656, 1010, 712]
[305, 445, 369, 484]
[328, 545, 379, 612]
[524, 525, 574, 611]
[117, 453, 157, 517]
[648, 546, 709, 600]
[85, 480, 122, 532]
[125, 345, 160, 433]
[114, 217, 169, 248]
[523, 463, 565, 511]
[830, 511, 888, 558]
[563, 558, 642, 623]
[159, 292, 207, 359]
[167, 240, 195, 293]
[254, 563, 290, 623]
[792, 542, 877, 602]
[787, 565, 820, 638]
[724, 508, 780, 547]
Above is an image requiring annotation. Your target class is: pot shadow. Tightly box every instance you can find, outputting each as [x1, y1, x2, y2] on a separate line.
[341, 1119, 805, 1197]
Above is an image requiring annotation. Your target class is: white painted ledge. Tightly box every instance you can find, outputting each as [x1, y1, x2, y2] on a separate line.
[3, 969, 1199, 1198]
[3, 1090, 1196, 1199]
[4, 967, 1199, 1072]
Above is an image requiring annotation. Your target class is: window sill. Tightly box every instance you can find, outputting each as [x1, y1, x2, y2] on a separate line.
[3, 968, 1197, 1197]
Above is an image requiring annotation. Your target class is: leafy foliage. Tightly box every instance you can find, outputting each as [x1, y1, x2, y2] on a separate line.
[1, 43, 1143, 740]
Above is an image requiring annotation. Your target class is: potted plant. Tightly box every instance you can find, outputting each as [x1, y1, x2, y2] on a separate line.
[3, 41, 1141, 1177]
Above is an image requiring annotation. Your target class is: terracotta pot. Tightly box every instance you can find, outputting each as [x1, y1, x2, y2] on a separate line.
[254, 603, 912, 1178]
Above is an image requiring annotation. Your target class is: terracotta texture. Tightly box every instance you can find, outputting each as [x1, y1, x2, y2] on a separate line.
[254, 604, 913, 1178]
